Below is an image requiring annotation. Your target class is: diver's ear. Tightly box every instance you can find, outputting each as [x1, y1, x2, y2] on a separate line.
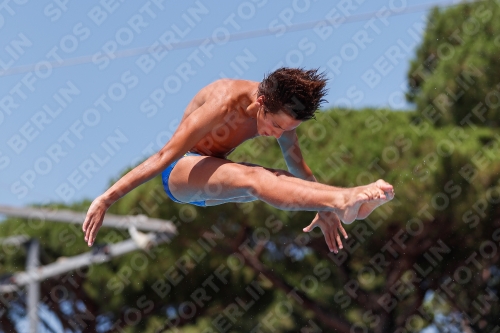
[257, 95, 265, 105]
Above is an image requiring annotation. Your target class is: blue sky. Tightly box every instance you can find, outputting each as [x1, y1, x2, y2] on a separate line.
[0, 0, 451, 208]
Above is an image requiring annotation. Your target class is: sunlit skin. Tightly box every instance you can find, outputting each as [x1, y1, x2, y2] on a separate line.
[83, 79, 394, 253]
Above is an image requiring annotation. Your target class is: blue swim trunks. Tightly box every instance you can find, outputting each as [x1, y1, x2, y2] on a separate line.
[161, 152, 206, 207]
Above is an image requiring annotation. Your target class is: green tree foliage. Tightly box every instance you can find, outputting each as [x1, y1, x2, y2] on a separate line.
[407, 1, 500, 127]
[1, 109, 499, 333]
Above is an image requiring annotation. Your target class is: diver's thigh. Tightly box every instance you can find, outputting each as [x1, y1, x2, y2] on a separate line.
[168, 156, 265, 202]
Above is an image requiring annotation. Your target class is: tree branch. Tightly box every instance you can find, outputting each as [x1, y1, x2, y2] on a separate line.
[218, 243, 363, 333]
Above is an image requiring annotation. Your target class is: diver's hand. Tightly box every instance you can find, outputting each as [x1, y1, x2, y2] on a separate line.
[83, 196, 109, 246]
[303, 211, 348, 253]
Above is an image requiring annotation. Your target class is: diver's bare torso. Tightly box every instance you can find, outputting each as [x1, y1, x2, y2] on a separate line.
[181, 79, 261, 158]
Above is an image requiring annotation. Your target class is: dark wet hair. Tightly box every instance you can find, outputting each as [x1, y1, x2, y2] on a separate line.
[257, 67, 328, 120]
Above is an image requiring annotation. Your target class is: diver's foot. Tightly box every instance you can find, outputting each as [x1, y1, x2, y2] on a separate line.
[337, 180, 393, 224]
[357, 179, 394, 220]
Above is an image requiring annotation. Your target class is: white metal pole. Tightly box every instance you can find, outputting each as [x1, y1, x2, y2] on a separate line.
[26, 239, 40, 333]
